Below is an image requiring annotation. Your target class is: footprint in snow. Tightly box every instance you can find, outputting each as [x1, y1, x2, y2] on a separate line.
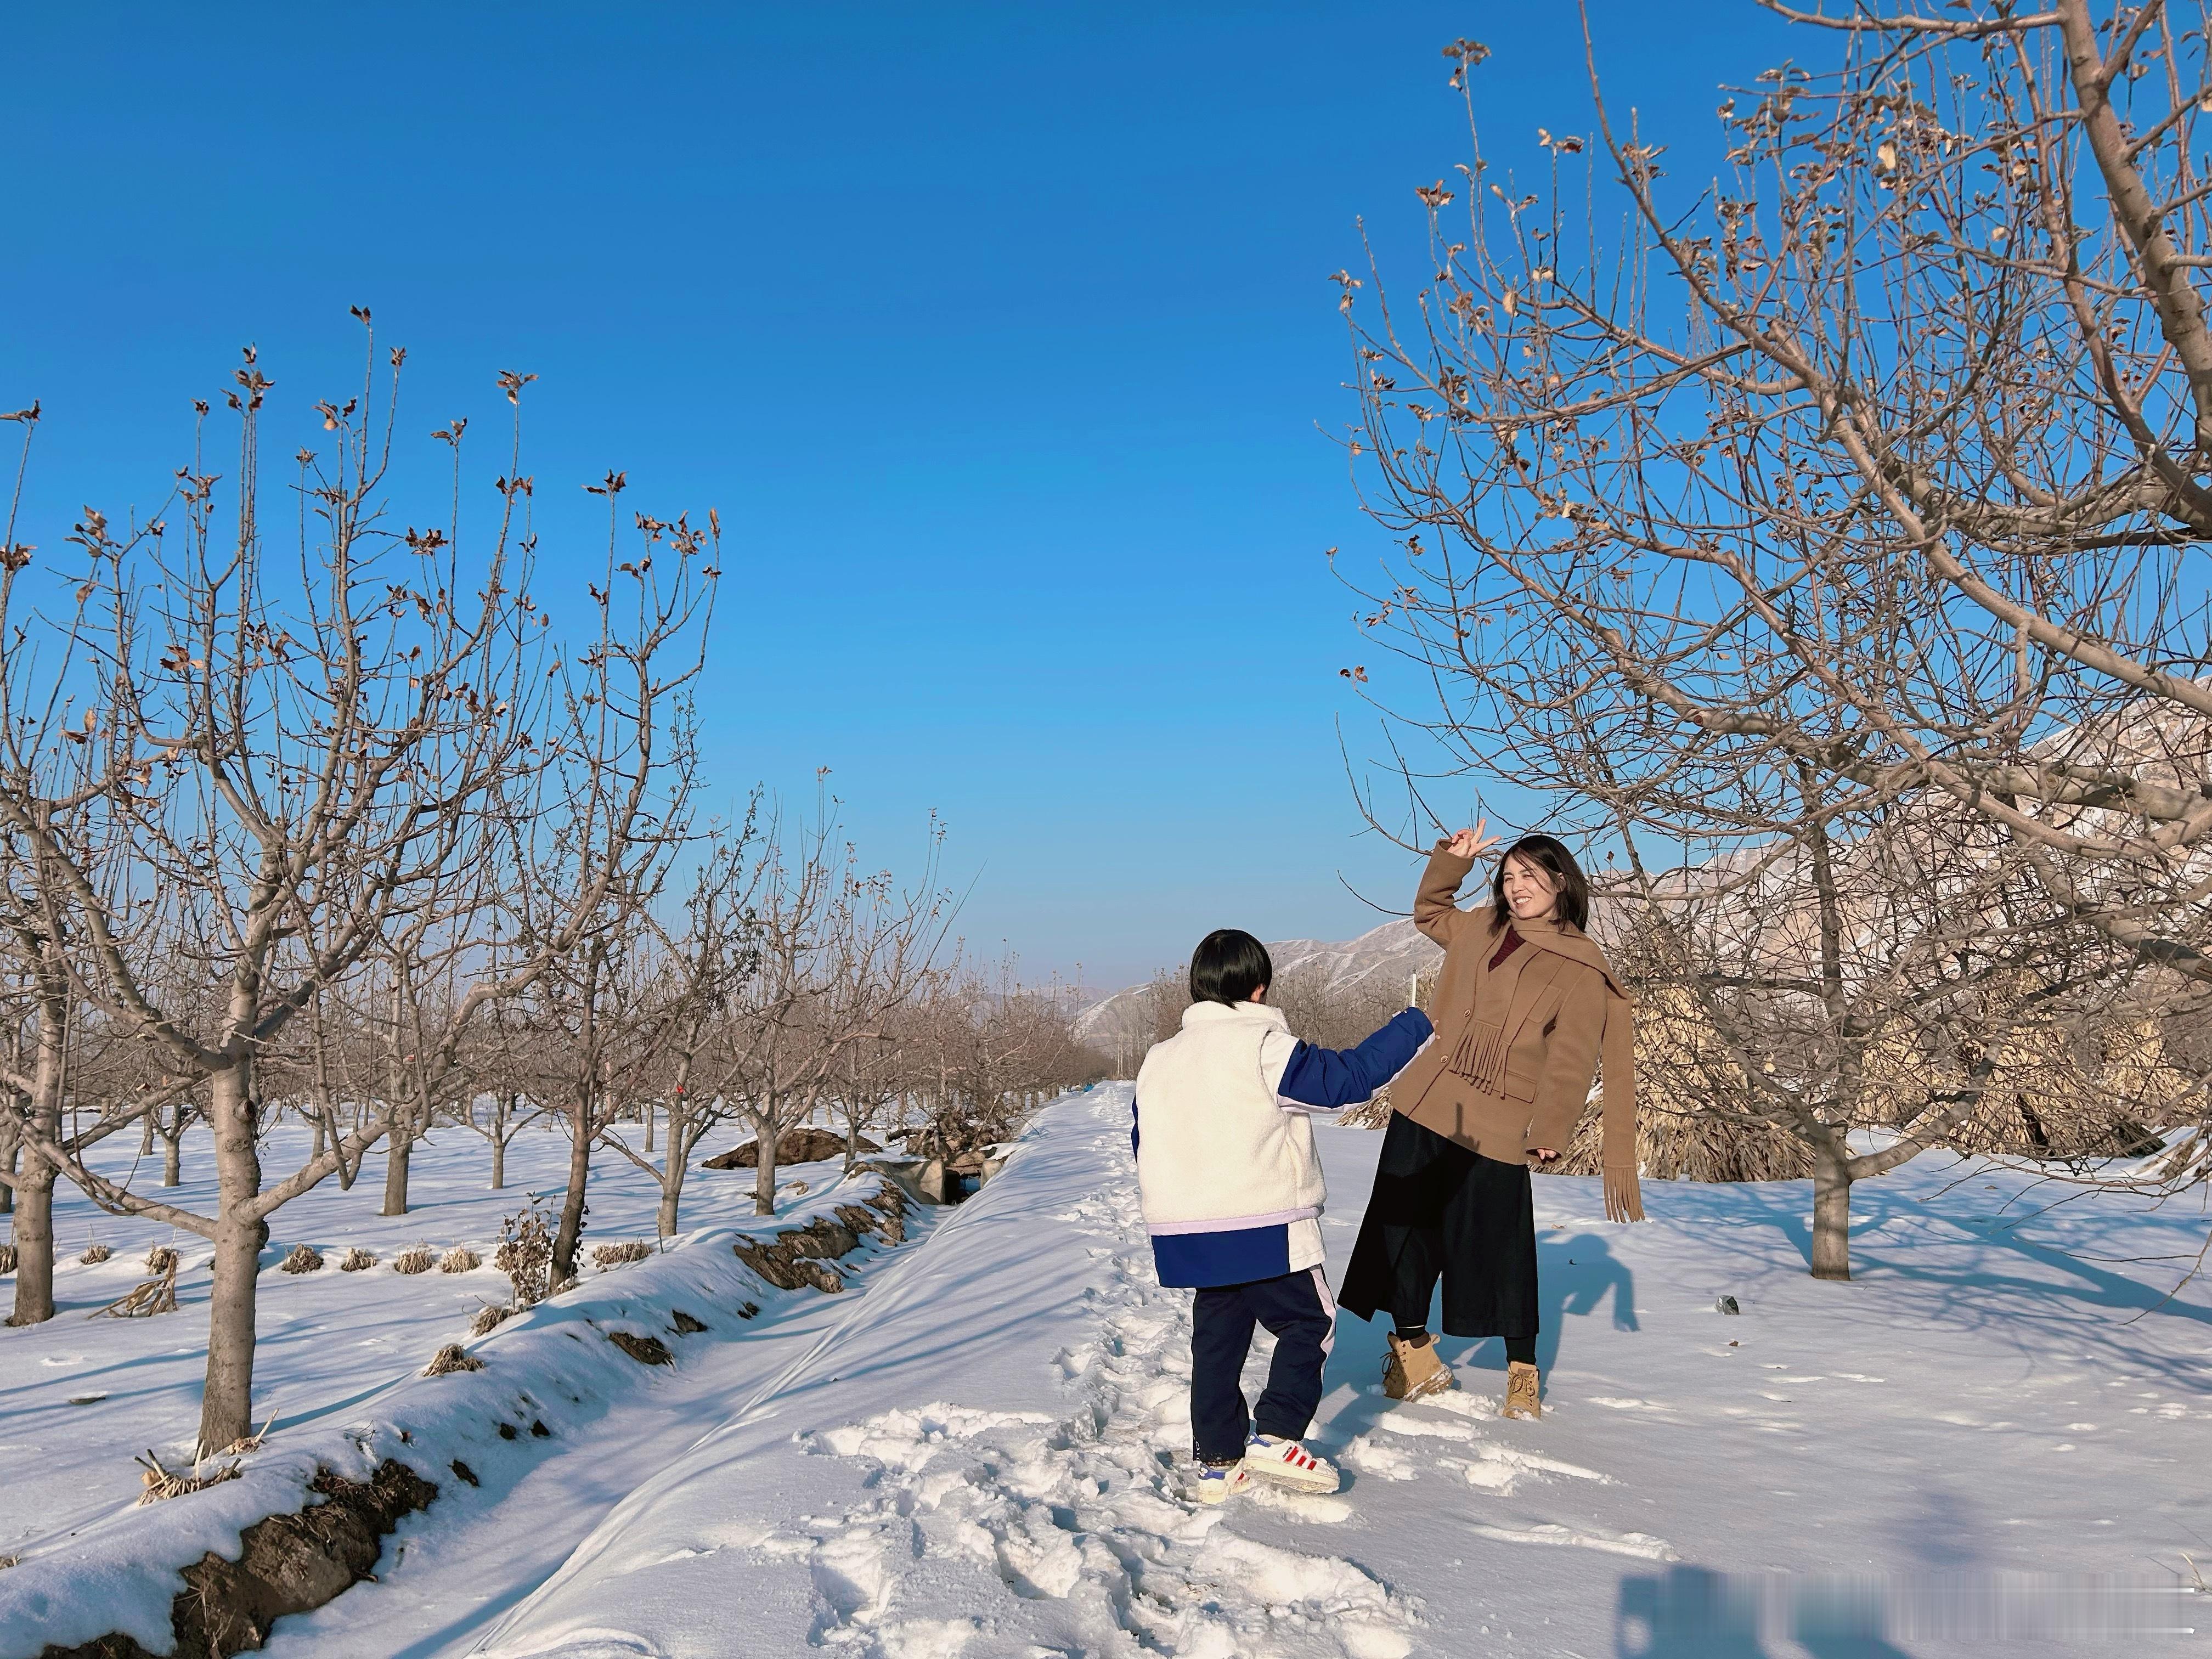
[786, 1400, 1417, 1656]
[778, 1194, 1425, 1659]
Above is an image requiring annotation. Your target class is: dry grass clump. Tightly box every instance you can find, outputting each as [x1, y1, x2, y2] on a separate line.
[468, 1303, 513, 1338]
[339, 1246, 377, 1272]
[440, 1246, 482, 1274]
[591, 1239, 652, 1271]
[81, 1243, 113, 1265]
[0, 1244, 17, 1275]
[1340, 1088, 1394, 1130]
[0, 1553, 18, 1570]
[89, 1262, 180, 1319]
[279, 1243, 324, 1274]
[423, 1342, 485, 1376]
[133, 1451, 242, 1506]
[145, 1244, 179, 1274]
[1551, 1091, 1814, 1182]
[391, 1244, 437, 1276]
[495, 1200, 554, 1308]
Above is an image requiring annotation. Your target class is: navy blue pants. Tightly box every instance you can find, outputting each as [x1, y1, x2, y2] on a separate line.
[1189, 1267, 1336, 1462]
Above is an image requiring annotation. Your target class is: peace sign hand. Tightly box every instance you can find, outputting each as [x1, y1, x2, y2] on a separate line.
[1446, 819, 1503, 861]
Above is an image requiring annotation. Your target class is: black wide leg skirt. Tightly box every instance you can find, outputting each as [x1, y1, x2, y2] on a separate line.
[1339, 1109, 1538, 1339]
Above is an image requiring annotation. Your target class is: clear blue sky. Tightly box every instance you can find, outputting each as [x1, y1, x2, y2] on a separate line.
[2, 3, 1794, 991]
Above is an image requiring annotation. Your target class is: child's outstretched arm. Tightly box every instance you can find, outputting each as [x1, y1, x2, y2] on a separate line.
[1267, 1005, 1434, 1113]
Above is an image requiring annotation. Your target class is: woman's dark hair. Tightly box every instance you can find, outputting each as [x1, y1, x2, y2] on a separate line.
[1488, 834, 1591, 933]
[1188, 928, 1273, 1006]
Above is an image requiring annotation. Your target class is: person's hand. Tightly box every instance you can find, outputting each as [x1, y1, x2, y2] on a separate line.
[1447, 819, 1502, 861]
[1527, 1146, 1559, 1165]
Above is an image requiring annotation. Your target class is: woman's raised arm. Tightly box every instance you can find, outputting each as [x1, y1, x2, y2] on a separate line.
[1413, 821, 1499, 947]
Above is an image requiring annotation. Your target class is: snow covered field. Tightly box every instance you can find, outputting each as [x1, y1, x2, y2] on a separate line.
[8, 1088, 2212, 1656]
[0, 1121, 915, 1655]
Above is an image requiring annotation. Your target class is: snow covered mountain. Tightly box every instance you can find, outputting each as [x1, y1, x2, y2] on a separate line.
[1073, 917, 1441, 1056]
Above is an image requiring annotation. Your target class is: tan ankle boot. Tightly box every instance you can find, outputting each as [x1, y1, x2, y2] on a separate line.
[1382, 1332, 1455, 1401]
[1503, 1360, 1542, 1419]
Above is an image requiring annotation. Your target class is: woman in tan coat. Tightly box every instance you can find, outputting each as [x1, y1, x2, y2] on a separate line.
[1339, 825, 1642, 1418]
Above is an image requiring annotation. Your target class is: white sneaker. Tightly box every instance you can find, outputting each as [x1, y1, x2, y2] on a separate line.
[1190, 1460, 1250, 1504]
[1243, 1434, 1340, 1493]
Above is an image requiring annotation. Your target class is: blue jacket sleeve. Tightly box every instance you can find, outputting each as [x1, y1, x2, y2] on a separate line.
[1276, 1006, 1434, 1111]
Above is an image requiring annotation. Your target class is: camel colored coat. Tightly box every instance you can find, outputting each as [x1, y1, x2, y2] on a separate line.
[1393, 842, 1644, 1220]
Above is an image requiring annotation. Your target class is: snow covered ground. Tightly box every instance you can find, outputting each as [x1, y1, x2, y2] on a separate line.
[325, 1087, 2212, 1657]
[0, 1120, 911, 1654]
[9, 1088, 2212, 1656]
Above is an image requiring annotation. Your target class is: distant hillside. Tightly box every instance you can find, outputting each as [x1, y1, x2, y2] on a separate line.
[1073, 917, 1441, 1058]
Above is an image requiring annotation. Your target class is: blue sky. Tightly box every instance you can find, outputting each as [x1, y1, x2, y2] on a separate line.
[2, 3, 1795, 990]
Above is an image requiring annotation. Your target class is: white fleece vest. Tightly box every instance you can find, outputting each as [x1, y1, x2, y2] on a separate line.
[1134, 1001, 1325, 1237]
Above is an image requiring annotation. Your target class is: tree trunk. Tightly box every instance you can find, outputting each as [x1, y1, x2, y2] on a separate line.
[1, 1118, 17, 1215]
[1810, 1143, 1853, 1282]
[8, 1156, 55, 1325]
[754, 1109, 778, 1217]
[8, 990, 67, 1325]
[161, 1130, 183, 1188]
[656, 1101, 687, 1238]
[382, 1115, 413, 1216]
[490, 1132, 506, 1191]
[642, 1101, 655, 1154]
[140, 1114, 156, 1156]
[551, 1103, 592, 1286]
[199, 1062, 264, 1452]
[310, 1114, 326, 1162]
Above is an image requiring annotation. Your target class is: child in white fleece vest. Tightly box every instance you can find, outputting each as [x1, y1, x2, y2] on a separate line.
[1132, 928, 1431, 1501]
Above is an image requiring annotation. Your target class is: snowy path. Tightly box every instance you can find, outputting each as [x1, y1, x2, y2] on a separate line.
[415, 1086, 2212, 1658]
[451, 1084, 1431, 1659]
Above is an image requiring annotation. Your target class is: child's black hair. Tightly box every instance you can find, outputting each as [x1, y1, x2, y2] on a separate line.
[1188, 928, 1272, 1006]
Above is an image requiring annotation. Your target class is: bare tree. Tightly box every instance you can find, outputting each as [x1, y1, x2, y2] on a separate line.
[706, 799, 947, 1215]
[596, 821, 764, 1236]
[0, 913, 72, 1323]
[830, 1023, 907, 1172]
[1333, 4, 2212, 1268]
[148, 1097, 202, 1189]
[899, 960, 1101, 1166]
[493, 482, 710, 1283]
[455, 992, 544, 1192]
[0, 327, 714, 1447]
[521, 921, 650, 1284]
